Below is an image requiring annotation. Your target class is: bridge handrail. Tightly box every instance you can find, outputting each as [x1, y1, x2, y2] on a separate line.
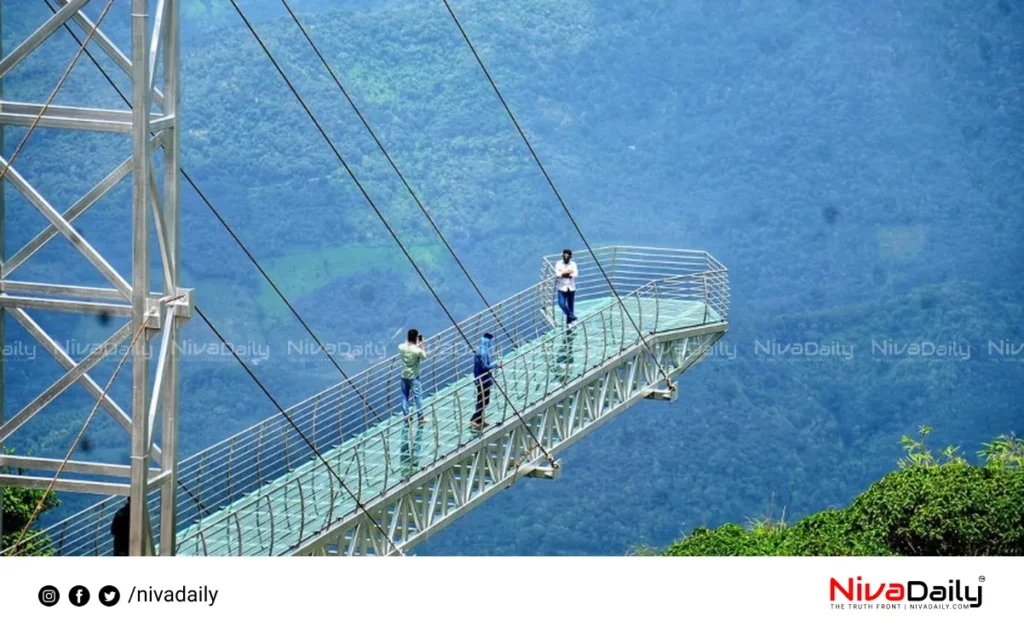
[9, 246, 727, 556]
[173, 265, 728, 554]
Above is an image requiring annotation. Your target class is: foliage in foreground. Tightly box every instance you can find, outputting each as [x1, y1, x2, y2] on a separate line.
[660, 429, 1024, 556]
[1, 448, 59, 556]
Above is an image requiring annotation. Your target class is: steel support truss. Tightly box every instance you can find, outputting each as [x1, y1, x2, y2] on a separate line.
[0, 0, 189, 556]
[294, 322, 727, 556]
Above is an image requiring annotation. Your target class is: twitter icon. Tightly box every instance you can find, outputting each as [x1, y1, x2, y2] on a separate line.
[99, 585, 120, 607]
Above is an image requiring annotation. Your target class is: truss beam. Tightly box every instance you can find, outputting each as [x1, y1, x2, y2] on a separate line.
[0, 101, 173, 134]
[295, 323, 727, 556]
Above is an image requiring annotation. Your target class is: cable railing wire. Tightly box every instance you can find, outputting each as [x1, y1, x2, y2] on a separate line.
[15, 248, 727, 555]
[193, 306, 404, 555]
[227, 0, 558, 471]
[440, 0, 675, 386]
[173, 264, 726, 555]
[10, 2, 730, 555]
[278, 0, 518, 349]
[40, 0, 395, 444]
[33, 0, 401, 528]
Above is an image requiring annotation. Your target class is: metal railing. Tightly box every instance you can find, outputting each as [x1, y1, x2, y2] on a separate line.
[542, 245, 725, 298]
[5, 246, 728, 556]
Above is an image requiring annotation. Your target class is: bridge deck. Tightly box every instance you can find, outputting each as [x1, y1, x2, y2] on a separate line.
[175, 296, 720, 556]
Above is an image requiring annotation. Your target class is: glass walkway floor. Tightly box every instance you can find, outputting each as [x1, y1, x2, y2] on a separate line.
[16, 247, 729, 556]
[176, 296, 723, 555]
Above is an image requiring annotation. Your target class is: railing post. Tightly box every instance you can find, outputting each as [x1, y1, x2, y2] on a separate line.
[430, 338, 438, 395]
[264, 493, 276, 555]
[311, 394, 320, 451]
[600, 310, 609, 362]
[635, 289, 644, 338]
[354, 449, 364, 505]
[522, 344, 532, 406]
[233, 513, 244, 556]
[512, 292, 523, 347]
[618, 294, 627, 351]
[256, 423, 265, 484]
[254, 491, 266, 551]
[702, 274, 710, 324]
[335, 397, 345, 447]
[540, 338, 552, 396]
[455, 382, 465, 447]
[92, 508, 102, 556]
[296, 478, 306, 547]
[307, 449, 320, 511]
[431, 400, 440, 464]
[227, 437, 236, 505]
[609, 246, 618, 289]
[362, 370, 372, 433]
[197, 451, 206, 514]
[653, 280, 660, 334]
[284, 418, 291, 473]
[325, 459, 337, 529]
[581, 319, 590, 372]
[381, 427, 392, 492]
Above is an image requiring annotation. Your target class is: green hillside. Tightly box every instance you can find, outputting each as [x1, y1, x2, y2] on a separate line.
[655, 429, 1024, 556]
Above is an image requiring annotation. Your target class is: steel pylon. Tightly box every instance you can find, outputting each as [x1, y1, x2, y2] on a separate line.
[0, 0, 190, 556]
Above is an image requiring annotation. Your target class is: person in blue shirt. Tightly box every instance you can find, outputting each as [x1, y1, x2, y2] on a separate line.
[471, 333, 501, 431]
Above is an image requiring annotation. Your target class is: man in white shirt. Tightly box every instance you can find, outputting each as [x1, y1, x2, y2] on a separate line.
[554, 248, 579, 327]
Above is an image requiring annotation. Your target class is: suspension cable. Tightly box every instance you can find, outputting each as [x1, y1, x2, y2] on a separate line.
[228, 0, 557, 468]
[178, 169, 393, 428]
[441, 0, 673, 384]
[279, 0, 518, 348]
[0, 0, 116, 185]
[36, 0, 396, 534]
[39, 0, 394, 449]
[194, 306, 404, 555]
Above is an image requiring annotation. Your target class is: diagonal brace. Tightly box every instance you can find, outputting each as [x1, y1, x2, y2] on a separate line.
[0, 322, 131, 443]
[0, 0, 90, 80]
[0, 156, 131, 299]
[54, 0, 165, 109]
[6, 308, 162, 463]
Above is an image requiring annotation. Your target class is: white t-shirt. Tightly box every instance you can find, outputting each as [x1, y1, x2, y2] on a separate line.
[554, 260, 578, 293]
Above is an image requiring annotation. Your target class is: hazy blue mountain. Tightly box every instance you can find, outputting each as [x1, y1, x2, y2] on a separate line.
[1, 0, 1021, 554]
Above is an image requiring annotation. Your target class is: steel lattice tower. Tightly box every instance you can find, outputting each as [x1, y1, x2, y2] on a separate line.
[0, 0, 189, 556]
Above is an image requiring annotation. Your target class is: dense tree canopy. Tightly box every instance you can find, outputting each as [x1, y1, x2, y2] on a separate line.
[660, 431, 1024, 556]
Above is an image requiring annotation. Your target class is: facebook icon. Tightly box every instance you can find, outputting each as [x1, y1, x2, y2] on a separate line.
[69, 585, 90, 607]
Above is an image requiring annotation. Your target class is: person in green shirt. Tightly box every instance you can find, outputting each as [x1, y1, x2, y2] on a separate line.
[398, 328, 429, 476]
[398, 328, 428, 424]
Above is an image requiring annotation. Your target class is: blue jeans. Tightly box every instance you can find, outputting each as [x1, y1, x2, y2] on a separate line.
[399, 377, 425, 473]
[400, 377, 425, 422]
[557, 290, 576, 324]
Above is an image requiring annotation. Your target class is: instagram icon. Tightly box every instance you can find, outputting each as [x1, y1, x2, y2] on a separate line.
[38, 585, 60, 607]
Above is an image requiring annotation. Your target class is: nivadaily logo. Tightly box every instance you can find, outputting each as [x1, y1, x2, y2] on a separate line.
[830, 576, 983, 610]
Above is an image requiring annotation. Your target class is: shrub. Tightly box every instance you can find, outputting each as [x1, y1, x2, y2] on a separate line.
[661, 431, 1024, 557]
